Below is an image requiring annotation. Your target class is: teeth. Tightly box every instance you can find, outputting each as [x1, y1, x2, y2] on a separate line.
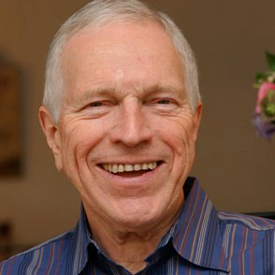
[142, 163, 148, 170]
[102, 162, 158, 174]
[134, 164, 142, 171]
[148, 163, 157, 170]
[112, 164, 118, 173]
[118, 164, 124, 172]
[125, 165, 134, 172]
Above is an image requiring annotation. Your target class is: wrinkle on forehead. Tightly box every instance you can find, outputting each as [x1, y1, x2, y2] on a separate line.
[61, 20, 182, 70]
[60, 21, 186, 106]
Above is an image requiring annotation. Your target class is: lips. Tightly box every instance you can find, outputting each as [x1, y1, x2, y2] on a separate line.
[101, 162, 159, 174]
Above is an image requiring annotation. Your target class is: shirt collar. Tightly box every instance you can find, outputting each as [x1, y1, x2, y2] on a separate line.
[172, 177, 230, 272]
[67, 205, 91, 274]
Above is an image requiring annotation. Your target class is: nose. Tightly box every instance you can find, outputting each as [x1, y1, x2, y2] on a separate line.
[109, 98, 153, 147]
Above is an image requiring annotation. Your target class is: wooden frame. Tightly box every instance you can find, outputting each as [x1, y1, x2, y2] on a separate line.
[0, 63, 21, 176]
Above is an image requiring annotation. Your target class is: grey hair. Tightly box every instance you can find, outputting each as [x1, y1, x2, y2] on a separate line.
[43, 0, 200, 123]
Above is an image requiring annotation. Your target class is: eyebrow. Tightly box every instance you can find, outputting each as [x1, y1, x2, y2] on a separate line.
[76, 83, 185, 103]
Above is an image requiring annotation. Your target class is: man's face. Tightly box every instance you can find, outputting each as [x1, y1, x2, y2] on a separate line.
[41, 21, 202, 231]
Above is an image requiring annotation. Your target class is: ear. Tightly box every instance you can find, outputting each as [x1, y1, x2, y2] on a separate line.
[192, 101, 203, 141]
[38, 105, 63, 171]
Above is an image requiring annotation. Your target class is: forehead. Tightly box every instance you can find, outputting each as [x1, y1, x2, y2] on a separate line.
[60, 21, 185, 97]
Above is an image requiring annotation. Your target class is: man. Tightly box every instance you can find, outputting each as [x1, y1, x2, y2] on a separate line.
[1, 0, 275, 274]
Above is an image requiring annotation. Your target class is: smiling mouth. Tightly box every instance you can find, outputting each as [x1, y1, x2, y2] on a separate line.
[101, 161, 162, 174]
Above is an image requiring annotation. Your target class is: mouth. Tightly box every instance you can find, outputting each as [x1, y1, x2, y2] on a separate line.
[100, 161, 162, 176]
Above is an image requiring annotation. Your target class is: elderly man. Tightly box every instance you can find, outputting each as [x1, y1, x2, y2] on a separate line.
[1, 0, 275, 274]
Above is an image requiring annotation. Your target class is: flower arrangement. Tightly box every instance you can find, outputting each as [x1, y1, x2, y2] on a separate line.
[252, 52, 275, 139]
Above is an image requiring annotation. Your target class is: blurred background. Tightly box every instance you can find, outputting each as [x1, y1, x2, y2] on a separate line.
[0, 0, 275, 258]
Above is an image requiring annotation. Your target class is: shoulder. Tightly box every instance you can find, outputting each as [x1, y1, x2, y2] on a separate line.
[218, 211, 275, 231]
[0, 230, 74, 274]
[217, 211, 275, 271]
[218, 211, 275, 253]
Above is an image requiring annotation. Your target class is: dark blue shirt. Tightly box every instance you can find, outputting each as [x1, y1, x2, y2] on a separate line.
[1, 178, 275, 274]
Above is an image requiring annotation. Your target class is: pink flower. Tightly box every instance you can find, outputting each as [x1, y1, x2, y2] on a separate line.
[255, 82, 275, 113]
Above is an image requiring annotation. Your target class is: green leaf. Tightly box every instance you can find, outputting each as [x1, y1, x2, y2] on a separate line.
[266, 103, 275, 116]
[261, 89, 275, 118]
[255, 72, 270, 82]
[266, 51, 275, 71]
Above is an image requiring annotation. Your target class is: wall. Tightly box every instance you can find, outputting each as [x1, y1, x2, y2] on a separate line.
[0, 0, 274, 246]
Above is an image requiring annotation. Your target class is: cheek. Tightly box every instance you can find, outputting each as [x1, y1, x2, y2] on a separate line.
[155, 116, 196, 156]
[57, 120, 109, 193]
[59, 121, 105, 169]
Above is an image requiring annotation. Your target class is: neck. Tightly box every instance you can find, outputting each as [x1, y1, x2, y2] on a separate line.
[94, 230, 164, 273]
[84, 204, 182, 273]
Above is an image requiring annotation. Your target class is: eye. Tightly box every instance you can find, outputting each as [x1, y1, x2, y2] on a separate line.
[147, 97, 179, 113]
[157, 99, 172, 105]
[89, 101, 104, 107]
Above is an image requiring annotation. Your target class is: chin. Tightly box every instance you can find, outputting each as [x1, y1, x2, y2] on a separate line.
[109, 202, 164, 230]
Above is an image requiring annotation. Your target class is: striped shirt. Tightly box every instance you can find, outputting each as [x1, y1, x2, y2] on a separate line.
[1, 177, 275, 274]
